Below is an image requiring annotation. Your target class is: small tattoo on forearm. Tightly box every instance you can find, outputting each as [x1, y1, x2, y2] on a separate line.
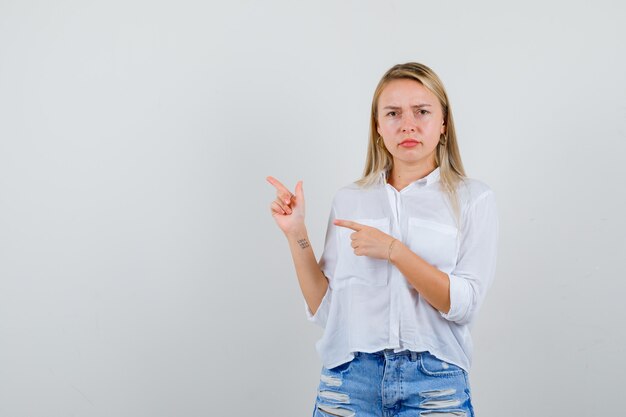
[297, 238, 310, 249]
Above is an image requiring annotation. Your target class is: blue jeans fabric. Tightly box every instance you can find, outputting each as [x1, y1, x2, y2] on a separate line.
[312, 349, 474, 417]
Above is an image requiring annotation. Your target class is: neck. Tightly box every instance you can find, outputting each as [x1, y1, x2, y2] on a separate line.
[387, 159, 437, 191]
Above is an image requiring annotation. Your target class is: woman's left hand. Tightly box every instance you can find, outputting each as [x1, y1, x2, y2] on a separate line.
[334, 219, 396, 260]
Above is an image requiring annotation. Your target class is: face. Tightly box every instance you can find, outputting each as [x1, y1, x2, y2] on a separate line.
[376, 78, 446, 169]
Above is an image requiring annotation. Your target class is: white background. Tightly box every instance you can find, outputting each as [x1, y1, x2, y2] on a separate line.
[1, 1, 624, 416]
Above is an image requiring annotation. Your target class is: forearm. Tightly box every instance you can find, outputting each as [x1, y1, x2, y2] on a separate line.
[285, 227, 329, 316]
[390, 241, 451, 314]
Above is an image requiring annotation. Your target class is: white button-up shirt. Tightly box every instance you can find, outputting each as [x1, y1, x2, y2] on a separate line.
[305, 167, 499, 372]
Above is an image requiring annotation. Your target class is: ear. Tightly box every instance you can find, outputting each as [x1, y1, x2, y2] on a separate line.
[440, 119, 446, 135]
[377, 124, 382, 137]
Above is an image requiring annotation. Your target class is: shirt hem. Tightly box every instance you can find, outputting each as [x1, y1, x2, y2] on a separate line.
[320, 344, 470, 373]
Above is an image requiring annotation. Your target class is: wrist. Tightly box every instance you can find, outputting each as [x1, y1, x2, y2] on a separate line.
[388, 239, 402, 263]
[285, 226, 308, 241]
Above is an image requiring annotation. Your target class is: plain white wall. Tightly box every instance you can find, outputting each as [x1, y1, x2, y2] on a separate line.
[1, 1, 624, 416]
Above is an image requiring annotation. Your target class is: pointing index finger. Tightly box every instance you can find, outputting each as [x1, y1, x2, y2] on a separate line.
[333, 219, 363, 231]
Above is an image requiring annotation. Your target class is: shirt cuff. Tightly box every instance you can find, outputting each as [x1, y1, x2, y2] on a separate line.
[304, 286, 331, 328]
[440, 273, 472, 324]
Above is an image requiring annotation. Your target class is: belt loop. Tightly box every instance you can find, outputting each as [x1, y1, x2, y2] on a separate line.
[410, 351, 418, 362]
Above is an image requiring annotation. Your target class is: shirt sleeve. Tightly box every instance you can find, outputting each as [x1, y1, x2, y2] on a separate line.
[440, 190, 499, 325]
[304, 198, 338, 328]
[304, 285, 332, 327]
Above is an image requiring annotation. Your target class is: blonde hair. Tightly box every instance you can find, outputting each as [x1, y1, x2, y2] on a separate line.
[355, 62, 467, 224]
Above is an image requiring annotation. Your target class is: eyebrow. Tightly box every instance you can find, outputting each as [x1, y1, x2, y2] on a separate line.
[382, 104, 432, 110]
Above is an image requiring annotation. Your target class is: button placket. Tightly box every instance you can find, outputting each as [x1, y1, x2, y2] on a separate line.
[386, 185, 402, 346]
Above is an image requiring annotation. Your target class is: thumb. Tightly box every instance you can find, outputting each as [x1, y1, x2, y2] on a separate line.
[295, 180, 305, 202]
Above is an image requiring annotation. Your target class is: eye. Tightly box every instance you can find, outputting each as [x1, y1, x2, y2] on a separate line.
[386, 111, 398, 117]
[417, 109, 430, 115]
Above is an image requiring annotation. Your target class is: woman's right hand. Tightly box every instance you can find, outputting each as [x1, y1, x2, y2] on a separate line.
[266, 176, 305, 236]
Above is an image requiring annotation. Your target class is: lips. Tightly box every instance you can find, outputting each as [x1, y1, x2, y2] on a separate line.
[399, 139, 420, 146]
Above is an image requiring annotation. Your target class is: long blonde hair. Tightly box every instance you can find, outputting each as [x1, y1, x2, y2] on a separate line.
[355, 62, 466, 224]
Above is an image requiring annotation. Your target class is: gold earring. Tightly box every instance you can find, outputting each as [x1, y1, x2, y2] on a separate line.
[377, 136, 383, 146]
[439, 133, 447, 146]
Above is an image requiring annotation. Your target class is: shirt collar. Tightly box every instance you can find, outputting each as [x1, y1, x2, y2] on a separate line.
[380, 166, 441, 188]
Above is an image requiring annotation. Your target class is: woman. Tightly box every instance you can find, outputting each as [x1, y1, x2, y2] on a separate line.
[267, 62, 498, 417]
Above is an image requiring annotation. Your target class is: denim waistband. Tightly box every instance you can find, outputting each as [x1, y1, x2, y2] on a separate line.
[356, 349, 419, 361]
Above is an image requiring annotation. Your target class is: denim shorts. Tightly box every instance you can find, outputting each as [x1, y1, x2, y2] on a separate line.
[312, 349, 474, 417]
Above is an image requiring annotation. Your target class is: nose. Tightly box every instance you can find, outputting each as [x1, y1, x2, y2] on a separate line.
[401, 112, 417, 133]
